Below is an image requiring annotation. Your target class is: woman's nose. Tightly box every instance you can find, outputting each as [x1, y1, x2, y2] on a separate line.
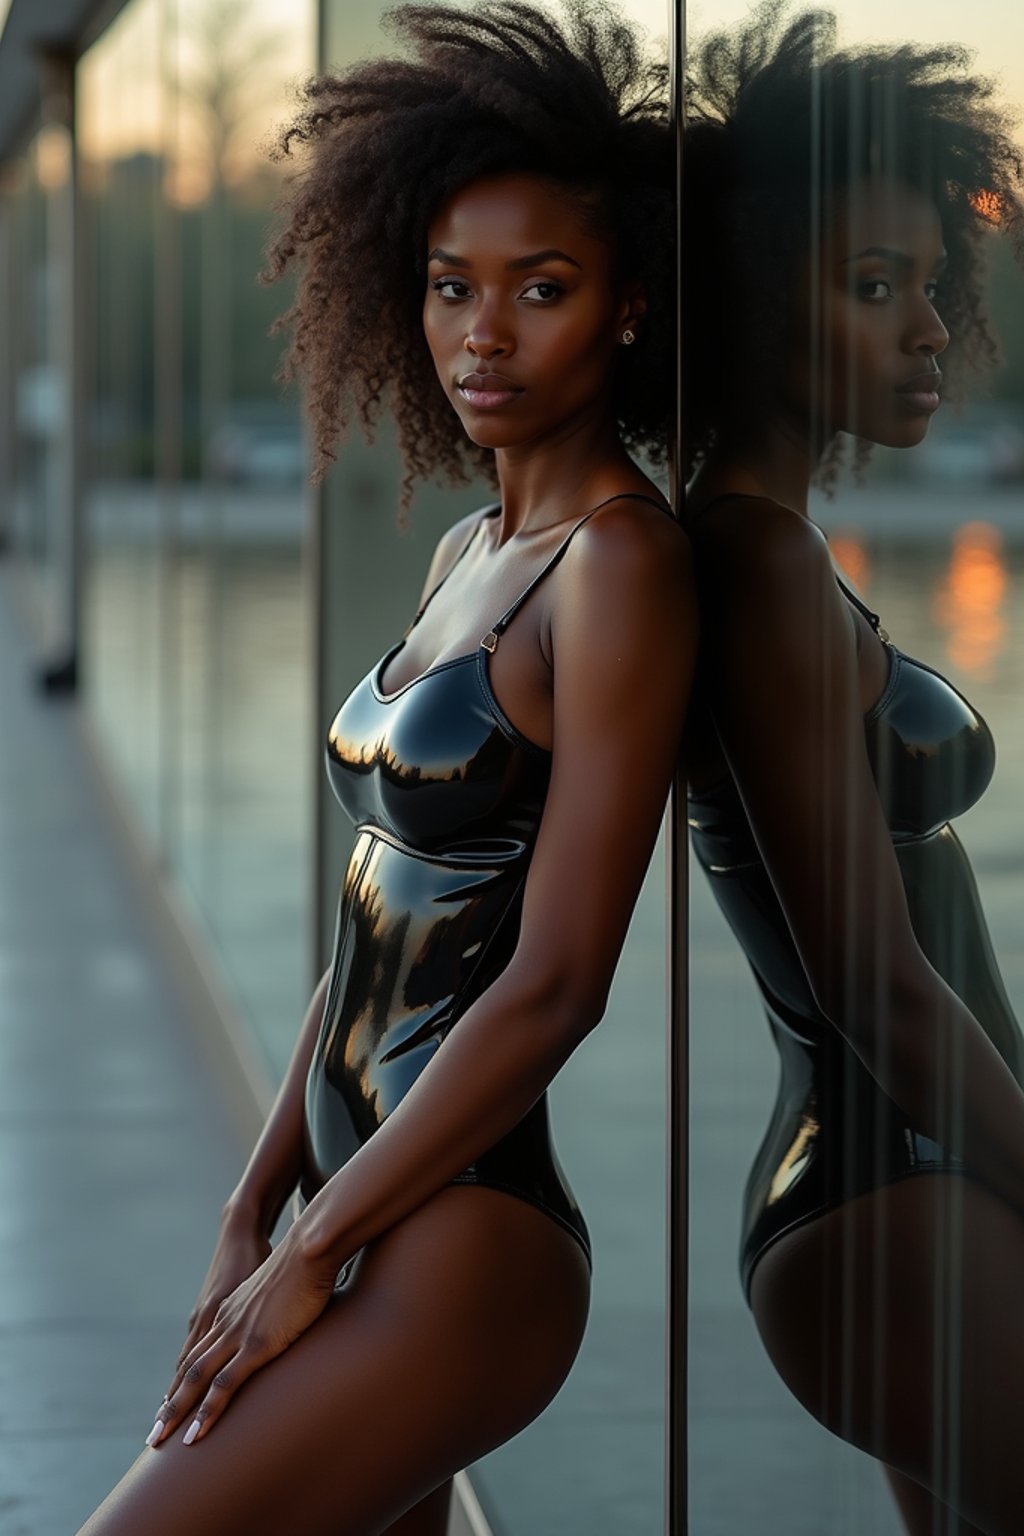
[912, 303, 950, 359]
[464, 304, 513, 359]
[464, 331, 510, 359]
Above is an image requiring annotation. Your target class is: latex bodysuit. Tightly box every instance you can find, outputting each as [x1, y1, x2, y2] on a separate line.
[687, 519, 1024, 1304]
[301, 491, 672, 1267]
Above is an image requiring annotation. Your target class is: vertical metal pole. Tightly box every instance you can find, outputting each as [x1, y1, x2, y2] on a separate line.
[310, 0, 330, 990]
[666, 0, 688, 1530]
[156, 0, 182, 870]
[35, 50, 79, 689]
[0, 175, 14, 555]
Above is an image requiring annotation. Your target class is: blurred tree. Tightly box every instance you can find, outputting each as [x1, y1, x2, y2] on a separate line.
[173, 0, 289, 199]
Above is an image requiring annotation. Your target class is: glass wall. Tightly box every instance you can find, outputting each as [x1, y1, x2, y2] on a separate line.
[684, 2, 1024, 1529]
[77, 0, 317, 1078]
[314, 3, 673, 1531]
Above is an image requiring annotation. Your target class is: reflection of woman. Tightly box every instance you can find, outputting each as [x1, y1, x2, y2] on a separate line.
[683, 5, 1024, 1530]
[79, 4, 691, 1534]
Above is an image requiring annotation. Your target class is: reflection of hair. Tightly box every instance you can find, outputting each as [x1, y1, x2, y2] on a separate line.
[260, 0, 674, 513]
[683, 0, 1024, 485]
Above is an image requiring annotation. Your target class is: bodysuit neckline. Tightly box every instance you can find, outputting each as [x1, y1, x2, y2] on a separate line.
[370, 643, 554, 761]
[369, 491, 676, 751]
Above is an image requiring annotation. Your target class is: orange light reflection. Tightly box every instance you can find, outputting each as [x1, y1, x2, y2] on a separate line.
[969, 188, 1004, 224]
[829, 533, 870, 593]
[933, 522, 1007, 681]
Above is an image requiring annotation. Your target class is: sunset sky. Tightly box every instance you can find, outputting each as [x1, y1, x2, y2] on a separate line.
[66, 0, 1024, 173]
[687, 0, 1024, 145]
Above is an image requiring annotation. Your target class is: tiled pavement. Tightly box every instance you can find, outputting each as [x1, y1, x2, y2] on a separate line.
[0, 562, 253, 1533]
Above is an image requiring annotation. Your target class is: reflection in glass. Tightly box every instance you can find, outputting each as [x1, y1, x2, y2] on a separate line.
[78, 0, 315, 1077]
[828, 532, 870, 591]
[934, 523, 1007, 678]
[80, 0, 164, 842]
[682, 3, 1024, 1529]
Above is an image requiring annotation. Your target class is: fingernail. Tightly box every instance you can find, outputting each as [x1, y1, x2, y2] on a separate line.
[182, 1418, 201, 1446]
[145, 1419, 164, 1447]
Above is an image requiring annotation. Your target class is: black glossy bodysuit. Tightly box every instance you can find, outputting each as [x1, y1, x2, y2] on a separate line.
[687, 514, 1024, 1305]
[301, 492, 670, 1267]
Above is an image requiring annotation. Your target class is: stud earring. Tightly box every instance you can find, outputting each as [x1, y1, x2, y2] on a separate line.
[621, 329, 635, 345]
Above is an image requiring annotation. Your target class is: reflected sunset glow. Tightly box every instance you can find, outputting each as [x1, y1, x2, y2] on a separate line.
[934, 522, 1008, 679]
[829, 533, 870, 591]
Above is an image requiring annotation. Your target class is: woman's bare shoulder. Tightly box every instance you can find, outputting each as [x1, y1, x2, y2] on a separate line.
[570, 492, 688, 567]
[687, 492, 825, 547]
[686, 494, 831, 610]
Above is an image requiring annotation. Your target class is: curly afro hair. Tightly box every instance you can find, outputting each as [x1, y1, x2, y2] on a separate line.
[682, 0, 1024, 489]
[260, 0, 675, 516]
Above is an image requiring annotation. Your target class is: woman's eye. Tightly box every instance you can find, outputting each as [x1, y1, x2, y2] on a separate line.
[924, 280, 940, 302]
[858, 279, 893, 301]
[429, 278, 472, 300]
[521, 280, 563, 302]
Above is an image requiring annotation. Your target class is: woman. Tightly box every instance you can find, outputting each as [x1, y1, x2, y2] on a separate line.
[78, 4, 691, 1534]
[682, 4, 1024, 1532]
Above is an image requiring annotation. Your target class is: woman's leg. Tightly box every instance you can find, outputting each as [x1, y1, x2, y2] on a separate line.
[749, 1173, 1024, 1536]
[76, 1185, 590, 1536]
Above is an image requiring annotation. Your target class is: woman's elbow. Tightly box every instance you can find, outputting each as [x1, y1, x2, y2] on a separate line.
[810, 953, 939, 1047]
[500, 954, 610, 1049]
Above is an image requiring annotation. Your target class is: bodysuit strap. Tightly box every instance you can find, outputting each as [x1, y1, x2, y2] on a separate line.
[479, 492, 674, 653]
[833, 572, 890, 641]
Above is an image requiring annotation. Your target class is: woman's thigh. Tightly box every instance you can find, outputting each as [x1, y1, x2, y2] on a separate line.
[76, 1186, 591, 1536]
[749, 1173, 1024, 1536]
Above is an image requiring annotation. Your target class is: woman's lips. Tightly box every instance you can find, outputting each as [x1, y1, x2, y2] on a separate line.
[896, 371, 942, 414]
[456, 371, 525, 411]
[896, 389, 942, 414]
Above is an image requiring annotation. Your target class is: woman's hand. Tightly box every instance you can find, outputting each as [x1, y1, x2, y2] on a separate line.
[145, 1226, 340, 1447]
[171, 1208, 273, 1380]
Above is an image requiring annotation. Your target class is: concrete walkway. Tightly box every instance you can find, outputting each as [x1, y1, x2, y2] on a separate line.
[0, 562, 249, 1534]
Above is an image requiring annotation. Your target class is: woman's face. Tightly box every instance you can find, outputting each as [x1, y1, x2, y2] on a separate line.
[422, 171, 641, 452]
[784, 176, 950, 448]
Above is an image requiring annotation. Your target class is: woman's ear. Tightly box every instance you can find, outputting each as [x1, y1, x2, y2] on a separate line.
[616, 279, 647, 339]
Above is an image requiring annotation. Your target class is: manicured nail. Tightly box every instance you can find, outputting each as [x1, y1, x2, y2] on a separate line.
[145, 1419, 164, 1447]
[182, 1418, 201, 1445]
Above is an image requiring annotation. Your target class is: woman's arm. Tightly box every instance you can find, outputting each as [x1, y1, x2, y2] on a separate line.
[295, 502, 695, 1270]
[165, 966, 332, 1377]
[691, 495, 1024, 1213]
[223, 965, 333, 1238]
